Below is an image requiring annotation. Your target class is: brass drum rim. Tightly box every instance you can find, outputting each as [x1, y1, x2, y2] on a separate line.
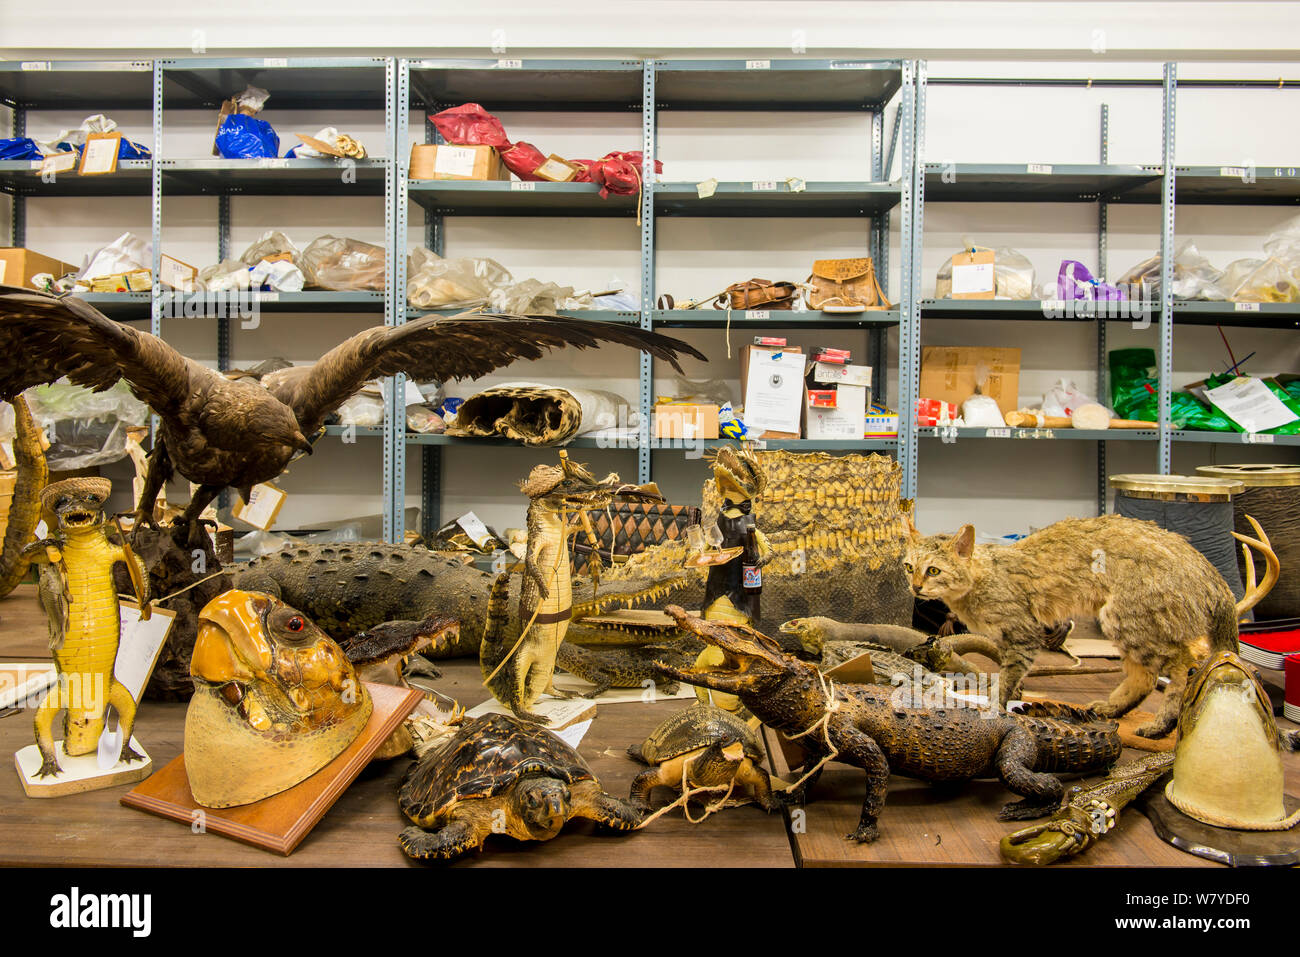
[1196, 464, 1300, 488]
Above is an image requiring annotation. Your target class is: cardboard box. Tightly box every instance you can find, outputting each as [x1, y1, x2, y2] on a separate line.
[653, 403, 720, 439]
[810, 361, 872, 389]
[740, 344, 803, 439]
[410, 143, 510, 181]
[864, 407, 899, 437]
[0, 248, 78, 289]
[89, 270, 152, 293]
[805, 383, 868, 440]
[920, 346, 1021, 416]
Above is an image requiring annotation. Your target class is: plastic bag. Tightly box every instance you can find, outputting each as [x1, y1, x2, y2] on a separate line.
[234, 86, 270, 114]
[287, 127, 366, 159]
[1116, 241, 1224, 300]
[935, 243, 1035, 299]
[0, 137, 51, 160]
[1108, 348, 1236, 431]
[1202, 373, 1300, 434]
[587, 150, 661, 198]
[336, 392, 385, 428]
[299, 235, 385, 291]
[25, 378, 149, 470]
[959, 395, 1005, 427]
[215, 114, 280, 159]
[488, 279, 587, 315]
[1041, 379, 1098, 418]
[407, 248, 512, 308]
[1229, 257, 1300, 302]
[46, 114, 150, 159]
[240, 230, 298, 266]
[670, 376, 734, 408]
[197, 259, 250, 292]
[429, 104, 510, 148]
[249, 259, 304, 292]
[1055, 260, 1126, 301]
[79, 232, 151, 280]
[499, 141, 548, 181]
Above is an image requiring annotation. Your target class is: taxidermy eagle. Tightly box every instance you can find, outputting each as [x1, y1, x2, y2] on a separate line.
[0, 286, 705, 544]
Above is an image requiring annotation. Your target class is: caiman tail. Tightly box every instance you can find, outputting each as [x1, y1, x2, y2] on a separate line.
[1012, 702, 1122, 775]
[0, 395, 47, 597]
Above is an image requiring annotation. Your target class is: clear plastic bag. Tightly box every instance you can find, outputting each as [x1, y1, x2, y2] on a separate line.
[24, 379, 149, 470]
[240, 230, 298, 266]
[1215, 258, 1264, 300]
[197, 258, 251, 292]
[299, 235, 386, 291]
[1117, 241, 1225, 300]
[336, 393, 385, 428]
[959, 394, 1004, 427]
[1231, 257, 1300, 302]
[935, 242, 1035, 299]
[79, 232, 151, 280]
[1041, 379, 1098, 418]
[407, 248, 513, 308]
[248, 259, 304, 292]
[215, 114, 279, 159]
[488, 279, 586, 315]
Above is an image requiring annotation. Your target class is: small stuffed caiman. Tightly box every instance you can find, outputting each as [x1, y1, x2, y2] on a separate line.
[656, 606, 1122, 844]
[0, 394, 48, 597]
[556, 637, 702, 698]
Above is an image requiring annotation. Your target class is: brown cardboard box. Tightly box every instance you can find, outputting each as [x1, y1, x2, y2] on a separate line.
[409, 143, 510, 181]
[920, 346, 1021, 417]
[0, 248, 78, 289]
[653, 403, 720, 439]
[740, 344, 803, 439]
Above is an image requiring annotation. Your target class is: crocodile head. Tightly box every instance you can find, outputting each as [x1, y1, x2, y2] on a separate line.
[40, 477, 111, 531]
[657, 605, 795, 696]
[184, 590, 373, 808]
[779, 617, 831, 656]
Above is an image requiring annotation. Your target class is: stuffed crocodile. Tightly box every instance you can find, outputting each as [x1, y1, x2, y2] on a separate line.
[656, 606, 1122, 844]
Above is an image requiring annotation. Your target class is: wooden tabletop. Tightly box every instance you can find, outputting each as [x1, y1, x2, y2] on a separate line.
[4, 583, 1295, 868]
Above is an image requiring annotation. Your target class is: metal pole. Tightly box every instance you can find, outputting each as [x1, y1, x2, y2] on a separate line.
[1097, 102, 1109, 516]
[383, 57, 406, 542]
[638, 59, 656, 486]
[1158, 64, 1177, 475]
[897, 60, 923, 503]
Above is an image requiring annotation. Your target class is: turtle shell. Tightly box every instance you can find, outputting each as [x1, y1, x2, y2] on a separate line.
[637, 704, 764, 765]
[399, 713, 594, 825]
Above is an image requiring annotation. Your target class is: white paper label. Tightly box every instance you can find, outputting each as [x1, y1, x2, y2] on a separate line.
[752, 180, 777, 191]
[985, 427, 1011, 438]
[1220, 167, 1247, 178]
[456, 511, 494, 548]
[79, 137, 118, 174]
[159, 255, 195, 291]
[496, 59, 523, 69]
[511, 181, 536, 191]
[745, 310, 771, 319]
[534, 157, 574, 181]
[258, 158, 289, 169]
[830, 61, 869, 70]
[114, 601, 176, 704]
[951, 261, 995, 295]
[1027, 163, 1053, 174]
[40, 152, 78, 176]
[263, 58, 288, 68]
[696, 177, 718, 199]
[403, 379, 425, 406]
[20, 61, 50, 71]
[28, 160, 44, 169]
[1244, 432, 1276, 444]
[744, 350, 804, 434]
[746, 60, 771, 70]
[233, 483, 285, 530]
[1234, 301, 1261, 312]
[1204, 376, 1299, 433]
[256, 291, 279, 303]
[434, 145, 478, 178]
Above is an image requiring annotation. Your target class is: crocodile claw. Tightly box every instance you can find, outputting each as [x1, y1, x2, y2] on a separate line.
[847, 822, 879, 844]
[35, 755, 62, 779]
[119, 743, 145, 765]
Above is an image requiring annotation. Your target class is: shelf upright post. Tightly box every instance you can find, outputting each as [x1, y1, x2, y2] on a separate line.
[1097, 102, 1109, 515]
[9, 106, 24, 246]
[1157, 63, 1177, 475]
[638, 59, 656, 485]
[383, 57, 406, 543]
[870, 95, 888, 406]
[149, 60, 164, 445]
[420, 85, 444, 540]
[898, 60, 922, 502]
[216, 193, 230, 372]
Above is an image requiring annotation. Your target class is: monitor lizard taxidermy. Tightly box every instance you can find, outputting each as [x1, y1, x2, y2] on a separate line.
[481, 453, 664, 722]
[0, 287, 705, 546]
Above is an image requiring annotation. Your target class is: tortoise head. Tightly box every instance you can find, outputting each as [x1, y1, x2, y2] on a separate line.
[512, 775, 571, 839]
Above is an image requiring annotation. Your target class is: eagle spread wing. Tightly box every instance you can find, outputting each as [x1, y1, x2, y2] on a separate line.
[263, 313, 707, 434]
[0, 287, 192, 415]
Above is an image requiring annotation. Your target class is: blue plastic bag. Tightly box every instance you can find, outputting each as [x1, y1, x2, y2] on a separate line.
[56, 138, 151, 160]
[0, 137, 49, 160]
[214, 114, 280, 159]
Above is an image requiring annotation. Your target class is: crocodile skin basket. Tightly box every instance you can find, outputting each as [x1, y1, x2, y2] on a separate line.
[569, 502, 701, 575]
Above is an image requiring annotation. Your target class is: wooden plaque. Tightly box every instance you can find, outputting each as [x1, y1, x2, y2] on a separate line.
[121, 682, 422, 855]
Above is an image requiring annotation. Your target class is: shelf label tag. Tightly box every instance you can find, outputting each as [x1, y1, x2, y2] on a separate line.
[20, 61, 50, 71]
[510, 181, 535, 190]
[496, 59, 523, 69]
[256, 292, 279, 303]
[1219, 166, 1247, 178]
[830, 61, 869, 70]
[746, 310, 771, 320]
[29, 159, 44, 169]
[258, 158, 289, 168]
[1234, 301, 1260, 312]
[746, 60, 771, 70]
[263, 58, 288, 68]
[1026, 163, 1053, 174]
[752, 180, 777, 191]
[1244, 432, 1275, 444]
[985, 428, 1011, 438]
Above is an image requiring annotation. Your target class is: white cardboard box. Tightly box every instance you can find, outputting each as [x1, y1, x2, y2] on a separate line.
[805, 383, 868, 440]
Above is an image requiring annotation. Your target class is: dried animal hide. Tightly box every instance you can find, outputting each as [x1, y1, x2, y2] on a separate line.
[447, 382, 625, 446]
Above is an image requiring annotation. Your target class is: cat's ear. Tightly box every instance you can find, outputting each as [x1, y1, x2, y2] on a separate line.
[904, 511, 922, 542]
[951, 524, 975, 559]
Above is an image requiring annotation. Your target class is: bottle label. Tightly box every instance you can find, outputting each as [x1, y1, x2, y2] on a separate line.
[743, 565, 762, 589]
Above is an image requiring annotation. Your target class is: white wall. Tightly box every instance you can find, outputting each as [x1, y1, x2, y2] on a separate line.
[5, 3, 1300, 537]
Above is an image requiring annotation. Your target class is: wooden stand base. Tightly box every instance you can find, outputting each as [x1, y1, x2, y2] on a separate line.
[120, 682, 421, 855]
[15, 738, 152, 798]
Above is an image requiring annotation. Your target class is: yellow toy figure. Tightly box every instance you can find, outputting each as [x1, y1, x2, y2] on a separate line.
[693, 446, 772, 710]
[26, 478, 150, 778]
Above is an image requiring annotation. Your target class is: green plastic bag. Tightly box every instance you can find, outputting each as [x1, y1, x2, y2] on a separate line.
[1108, 348, 1237, 431]
[1203, 372, 1300, 434]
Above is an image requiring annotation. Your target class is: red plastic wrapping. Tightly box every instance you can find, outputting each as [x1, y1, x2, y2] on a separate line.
[587, 150, 663, 198]
[428, 103, 510, 148]
[499, 141, 547, 181]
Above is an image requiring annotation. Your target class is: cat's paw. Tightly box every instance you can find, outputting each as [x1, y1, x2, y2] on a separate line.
[1135, 718, 1175, 739]
[1085, 700, 1120, 717]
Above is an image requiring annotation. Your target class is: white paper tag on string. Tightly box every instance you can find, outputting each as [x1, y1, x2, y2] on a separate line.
[696, 177, 718, 199]
[232, 483, 287, 531]
[404, 380, 425, 406]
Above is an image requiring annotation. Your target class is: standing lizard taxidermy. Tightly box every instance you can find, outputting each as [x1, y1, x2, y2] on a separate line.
[26, 478, 151, 778]
[0, 287, 705, 545]
[481, 452, 664, 722]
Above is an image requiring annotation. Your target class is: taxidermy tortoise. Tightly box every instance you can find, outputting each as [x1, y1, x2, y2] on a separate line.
[627, 704, 778, 813]
[397, 713, 642, 860]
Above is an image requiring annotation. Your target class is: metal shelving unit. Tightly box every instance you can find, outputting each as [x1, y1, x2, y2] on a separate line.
[396, 56, 917, 541]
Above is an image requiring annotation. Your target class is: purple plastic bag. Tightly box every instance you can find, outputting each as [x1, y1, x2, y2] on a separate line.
[1058, 260, 1126, 301]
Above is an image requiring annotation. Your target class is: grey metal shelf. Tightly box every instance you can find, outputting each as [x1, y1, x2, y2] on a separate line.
[653, 59, 904, 111]
[0, 59, 154, 109]
[408, 180, 638, 216]
[408, 58, 643, 111]
[922, 163, 1163, 203]
[326, 428, 900, 454]
[652, 308, 899, 328]
[158, 158, 389, 196]
[919, 426, 1157, 442]
[0, 159, 153, 196]
[1172, 166, 1300, 205]
[1171, 430, 1300, 446]
[158, 56, 390, 109]
[653, 180, 902, 217]
[1171, 301, 1300, 328]
[920, 298, 1159, 322]
[406, 308, 640, 323]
